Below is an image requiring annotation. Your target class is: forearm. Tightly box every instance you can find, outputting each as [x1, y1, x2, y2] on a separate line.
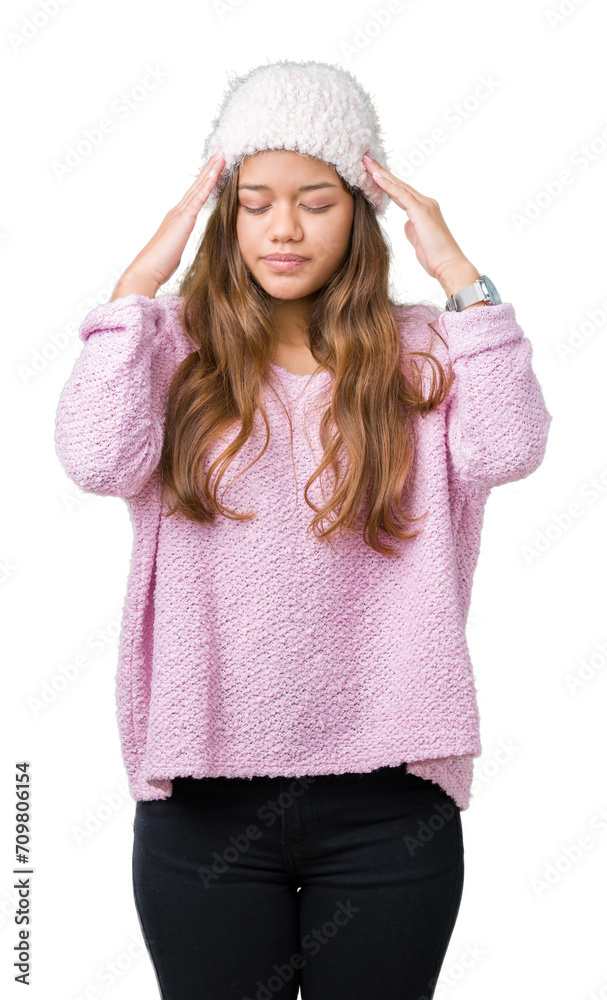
[110, 267, 161, 302]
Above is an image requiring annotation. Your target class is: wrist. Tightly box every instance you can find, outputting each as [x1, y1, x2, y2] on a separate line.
[437, 260, 481, 300]
[438, 262, 492, 311]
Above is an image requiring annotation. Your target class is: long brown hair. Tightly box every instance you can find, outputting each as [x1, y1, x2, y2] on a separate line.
[159, 165, 453, 557]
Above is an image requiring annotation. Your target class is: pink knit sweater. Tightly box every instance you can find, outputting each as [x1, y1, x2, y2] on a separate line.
[54, 293, 552, 810]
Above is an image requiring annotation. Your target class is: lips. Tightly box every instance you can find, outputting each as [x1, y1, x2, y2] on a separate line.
[264, 255, 308, 262]
[263, 257, 309, 272]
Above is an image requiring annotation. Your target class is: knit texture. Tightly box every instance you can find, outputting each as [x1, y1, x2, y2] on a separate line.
[200, 59, 391, 216]
[54, 294, 552, 810]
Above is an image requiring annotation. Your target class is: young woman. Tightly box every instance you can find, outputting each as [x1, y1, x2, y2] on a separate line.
[55, 60, 552, 1000]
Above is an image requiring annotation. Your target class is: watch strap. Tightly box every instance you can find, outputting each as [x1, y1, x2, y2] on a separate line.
[445, 274, 496, 312]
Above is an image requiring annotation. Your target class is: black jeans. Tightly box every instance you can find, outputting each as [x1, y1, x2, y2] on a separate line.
[132, 764, 464, 1000]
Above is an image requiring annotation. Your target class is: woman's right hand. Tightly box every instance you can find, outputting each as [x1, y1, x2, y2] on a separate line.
[110, 148, 225, 300]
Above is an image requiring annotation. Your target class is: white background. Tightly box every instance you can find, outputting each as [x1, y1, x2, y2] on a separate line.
[3, 0, 606, 997]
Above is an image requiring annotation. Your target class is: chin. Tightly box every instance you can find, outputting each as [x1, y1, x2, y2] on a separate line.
[256, 276, 314, 297]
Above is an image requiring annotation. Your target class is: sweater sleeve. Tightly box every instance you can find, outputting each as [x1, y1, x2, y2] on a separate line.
[54, 292, 189, 500]
[416, 301, 553, 492]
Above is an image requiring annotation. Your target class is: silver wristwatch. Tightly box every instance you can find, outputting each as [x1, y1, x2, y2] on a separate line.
[445, 274, 502, 311]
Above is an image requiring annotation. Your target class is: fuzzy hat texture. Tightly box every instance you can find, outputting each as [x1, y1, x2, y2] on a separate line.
[200, 58, 391, 216]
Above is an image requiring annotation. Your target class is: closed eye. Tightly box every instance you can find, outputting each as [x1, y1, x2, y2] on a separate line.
[241, 205, 331, 214]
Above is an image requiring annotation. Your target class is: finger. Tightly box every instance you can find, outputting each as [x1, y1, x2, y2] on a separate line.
[364, 158, 429, 202]
[368, 170, 423, 213]
[372, 170, 426, 202]
[192, 150, 226, 191]
[177, 151, 226, 212]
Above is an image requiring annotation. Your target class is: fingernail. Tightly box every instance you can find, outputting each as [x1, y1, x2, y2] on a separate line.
[363, 151, 376, 162]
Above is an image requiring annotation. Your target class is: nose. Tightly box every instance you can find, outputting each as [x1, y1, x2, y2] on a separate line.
[265, 204, 304, 243]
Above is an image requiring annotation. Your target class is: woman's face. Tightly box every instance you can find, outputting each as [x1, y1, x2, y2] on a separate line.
[236, 149, 355, 302]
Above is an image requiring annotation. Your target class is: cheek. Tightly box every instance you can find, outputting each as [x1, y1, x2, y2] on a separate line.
[236, 217, 255, 259]
[313, 222, 350, 262]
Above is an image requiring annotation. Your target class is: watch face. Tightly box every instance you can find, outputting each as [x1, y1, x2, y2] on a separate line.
[481, 275, 502, 305]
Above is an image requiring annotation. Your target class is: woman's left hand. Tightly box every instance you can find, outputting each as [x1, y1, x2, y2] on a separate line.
[362, 152, 475, 288]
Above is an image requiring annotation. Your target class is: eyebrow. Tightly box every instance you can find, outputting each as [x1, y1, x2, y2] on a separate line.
[237, 182, 339, 192]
